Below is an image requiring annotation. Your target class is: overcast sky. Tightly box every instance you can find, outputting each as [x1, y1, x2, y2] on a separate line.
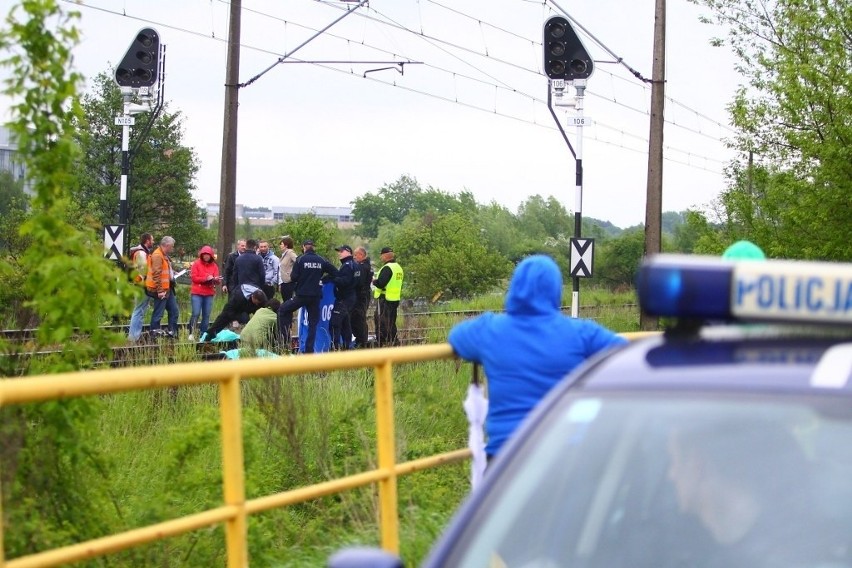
[4, 0, 743, 228]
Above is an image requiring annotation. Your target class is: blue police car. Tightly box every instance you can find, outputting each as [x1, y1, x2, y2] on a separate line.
[333, 255, 852, 568]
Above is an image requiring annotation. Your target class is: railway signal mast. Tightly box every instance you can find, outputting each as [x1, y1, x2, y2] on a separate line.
[105, 28, 164, 261]
[543, 15, 594, 318]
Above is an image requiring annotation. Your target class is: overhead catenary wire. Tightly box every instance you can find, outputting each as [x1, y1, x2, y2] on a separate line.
[317, 0, 736, 140]
[62, 0, 731, 175]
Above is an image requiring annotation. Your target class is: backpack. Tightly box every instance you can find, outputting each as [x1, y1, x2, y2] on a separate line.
[129, 245, 147, 284]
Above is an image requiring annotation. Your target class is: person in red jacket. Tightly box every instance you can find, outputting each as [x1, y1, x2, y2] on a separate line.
[189, 245, 221, 340]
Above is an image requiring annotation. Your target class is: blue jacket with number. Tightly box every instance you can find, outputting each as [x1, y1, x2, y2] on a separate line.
[448, 255, 627, 457]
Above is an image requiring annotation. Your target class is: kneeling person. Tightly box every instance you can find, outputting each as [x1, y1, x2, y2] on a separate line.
[202, 289, 267, 342]
[240, 298, 281, 351]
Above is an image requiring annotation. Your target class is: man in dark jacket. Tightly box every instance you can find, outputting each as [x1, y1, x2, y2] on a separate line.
[202, 239, 266, 342]
[221, 239, 247, 297]
[328, 245, 357, 350]
[277, 239, 338, 353]
[351, 246, 373, 348]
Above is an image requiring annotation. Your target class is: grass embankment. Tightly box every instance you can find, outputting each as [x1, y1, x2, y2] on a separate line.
[91, 361, 470, 566]
[4, 287, 637, 566]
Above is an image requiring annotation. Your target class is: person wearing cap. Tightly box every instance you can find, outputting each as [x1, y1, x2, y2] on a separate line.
[328, 245, 357, 350]
[277, 239, 338, 353]
[351, 246, 373, 348]
[372, 246, 404, 347]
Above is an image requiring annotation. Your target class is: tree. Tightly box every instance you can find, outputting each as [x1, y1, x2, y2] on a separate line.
[264, 214, 340, 259]
[351, 175, 476, 238]
[593, 229, 647, 289]
[0, 171, 30, 325]
[0, 0, 134, 556]
[74, 70, 203, 249]
[516, 195, 573, 241]
[392, 212, 511, 299]
[690, 0, 852, 260]
[475, 201, 530, 262]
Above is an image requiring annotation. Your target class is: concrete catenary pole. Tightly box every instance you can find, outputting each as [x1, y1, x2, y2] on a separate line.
[640, 0, 666, 331]
[217, 0, 241, 270]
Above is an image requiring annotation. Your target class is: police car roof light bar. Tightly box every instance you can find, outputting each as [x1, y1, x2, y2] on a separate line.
[638, 255, 852, 325]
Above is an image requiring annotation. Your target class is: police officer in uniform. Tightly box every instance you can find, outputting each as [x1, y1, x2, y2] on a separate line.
[328, 245, 357, 350]
[351, 246, 373, 348]
[372, 246, 404, 347]
[277, 239, 338, 353]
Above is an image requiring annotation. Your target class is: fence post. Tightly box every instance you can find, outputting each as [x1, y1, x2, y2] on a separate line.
[220, 374, 248, 567]
[375, 360, 399, 553]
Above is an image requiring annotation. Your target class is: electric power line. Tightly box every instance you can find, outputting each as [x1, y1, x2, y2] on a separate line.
[63, 0, 730, 175]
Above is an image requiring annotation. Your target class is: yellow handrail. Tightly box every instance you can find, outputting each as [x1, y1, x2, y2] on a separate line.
[0, 344, 456, 567]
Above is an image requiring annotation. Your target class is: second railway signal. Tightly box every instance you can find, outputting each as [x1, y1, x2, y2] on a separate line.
[543, 16, 594, 81]
[115, 28, 161, 88]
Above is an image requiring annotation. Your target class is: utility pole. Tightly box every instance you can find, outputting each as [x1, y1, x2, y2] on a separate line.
[217, 0, 241, 269]
[640, 0, 666, 331]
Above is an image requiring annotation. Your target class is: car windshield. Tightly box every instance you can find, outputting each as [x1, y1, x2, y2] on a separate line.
[453, 394, 852, 568]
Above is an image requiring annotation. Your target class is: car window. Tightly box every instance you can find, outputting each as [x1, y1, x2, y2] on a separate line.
[453, 395, 852, 568]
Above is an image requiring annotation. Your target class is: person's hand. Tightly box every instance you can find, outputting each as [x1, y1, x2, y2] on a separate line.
[206, 275, 214, 281]
[222, 285, 228, 294]
[158, 290, 167, 299]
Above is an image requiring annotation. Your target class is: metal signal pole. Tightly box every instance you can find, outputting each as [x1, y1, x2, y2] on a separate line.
[571, 80, 587, 318]
[544, 15, 595, 318]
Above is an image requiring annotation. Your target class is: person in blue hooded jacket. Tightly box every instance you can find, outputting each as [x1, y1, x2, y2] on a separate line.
[448, 255, 627, 460]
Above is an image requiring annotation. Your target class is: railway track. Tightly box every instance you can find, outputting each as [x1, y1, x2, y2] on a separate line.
[1, 304, 637, 373]
[0, 304, 637, 343]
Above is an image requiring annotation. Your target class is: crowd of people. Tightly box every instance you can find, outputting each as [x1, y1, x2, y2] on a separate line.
[126, 233, 404, 352]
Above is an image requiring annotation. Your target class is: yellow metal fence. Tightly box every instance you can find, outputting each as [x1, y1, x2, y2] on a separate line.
[0, 333, 654, 567]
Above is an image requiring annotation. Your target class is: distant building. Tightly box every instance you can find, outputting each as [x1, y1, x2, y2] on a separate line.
[205, 203, 355, 229]
[0, 125, 31, 195]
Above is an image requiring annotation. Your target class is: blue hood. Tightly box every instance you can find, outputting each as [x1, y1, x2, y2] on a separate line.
[505, 255, 562, 316]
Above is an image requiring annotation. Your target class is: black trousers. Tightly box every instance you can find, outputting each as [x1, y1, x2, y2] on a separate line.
[330, 296, 356, 350]
[374, 297, 399, 347]
[205, 293, 256, 341]
[279, 281, 296, 302]
[350, 294, 371, 347]
[277, 295, 321, 353]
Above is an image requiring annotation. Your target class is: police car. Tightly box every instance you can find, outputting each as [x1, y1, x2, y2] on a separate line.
[332, 255, 852, 568]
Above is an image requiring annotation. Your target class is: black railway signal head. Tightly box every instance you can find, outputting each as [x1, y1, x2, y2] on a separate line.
[543, 16, 594, 81]
[115, 28, 161, 88]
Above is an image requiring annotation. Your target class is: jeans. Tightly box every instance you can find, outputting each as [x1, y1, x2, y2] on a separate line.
[128, 292, 152, 341]
[189, 294, 214, 335]
[150, 289, 180, 334]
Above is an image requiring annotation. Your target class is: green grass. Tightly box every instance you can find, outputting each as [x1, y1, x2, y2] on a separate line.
[2, 289, 639, 566]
